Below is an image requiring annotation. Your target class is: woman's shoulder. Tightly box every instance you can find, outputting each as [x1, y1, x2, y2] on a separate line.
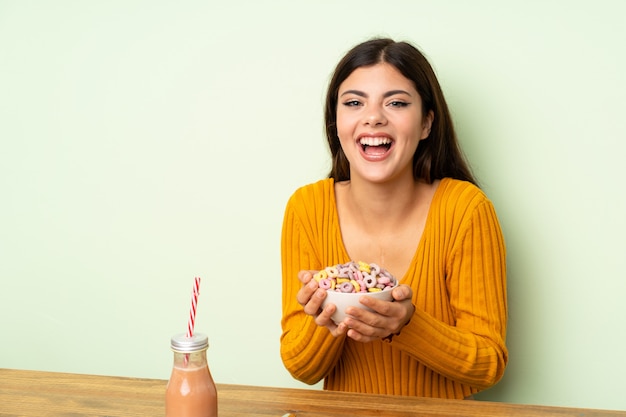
[287, 178, 335, 209]
[433, 178, 494, 221]
[432, 178, 503, 249]
[293, 177, 334, 194]
[437, 178, 488, 205]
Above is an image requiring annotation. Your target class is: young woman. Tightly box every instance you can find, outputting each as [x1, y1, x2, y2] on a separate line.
[280, 38, 508, 399]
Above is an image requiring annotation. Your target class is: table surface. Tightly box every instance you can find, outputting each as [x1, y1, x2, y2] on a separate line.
[1, 368, 624, 417]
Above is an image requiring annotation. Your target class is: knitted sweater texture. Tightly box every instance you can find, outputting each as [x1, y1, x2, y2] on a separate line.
[280, 178, 508, 399]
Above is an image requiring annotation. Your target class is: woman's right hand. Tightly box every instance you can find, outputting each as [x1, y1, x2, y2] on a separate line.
[296, 270, 348, 337]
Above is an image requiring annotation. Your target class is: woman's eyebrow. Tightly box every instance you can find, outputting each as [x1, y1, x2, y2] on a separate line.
[340, 89, 367, 97]
[340, 89, 412, 97]
[384, 89, 412, 98]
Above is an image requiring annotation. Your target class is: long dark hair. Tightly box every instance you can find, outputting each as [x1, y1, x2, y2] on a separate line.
[324, 38, 476, 185]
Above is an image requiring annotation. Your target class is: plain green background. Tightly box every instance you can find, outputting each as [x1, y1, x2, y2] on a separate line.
[1, 0, 625, 411]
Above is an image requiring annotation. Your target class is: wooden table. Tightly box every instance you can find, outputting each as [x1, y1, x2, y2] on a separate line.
[1, 368, 624, 416]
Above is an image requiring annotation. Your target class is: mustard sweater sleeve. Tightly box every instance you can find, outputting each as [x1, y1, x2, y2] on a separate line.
[279, 182, 347, 385]
[392, 187, 508, 390]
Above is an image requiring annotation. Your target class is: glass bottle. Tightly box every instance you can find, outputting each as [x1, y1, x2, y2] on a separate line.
[165, 333, 218, 417]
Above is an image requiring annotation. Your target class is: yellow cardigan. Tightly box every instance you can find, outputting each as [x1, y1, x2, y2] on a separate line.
[280, 178, 508, 399]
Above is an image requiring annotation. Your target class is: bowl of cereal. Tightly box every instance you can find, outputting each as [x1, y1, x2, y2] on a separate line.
[318, 261, 398, 324]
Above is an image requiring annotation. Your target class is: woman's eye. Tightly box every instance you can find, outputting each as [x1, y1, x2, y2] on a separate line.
[342, 100, 362, 107]
[389, 101, 409, 107]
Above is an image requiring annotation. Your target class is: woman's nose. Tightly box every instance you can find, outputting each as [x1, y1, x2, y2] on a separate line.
[363, 106, 387, 126]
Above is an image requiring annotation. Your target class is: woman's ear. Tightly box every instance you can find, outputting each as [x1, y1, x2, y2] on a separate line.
[420, 110, 434, 140]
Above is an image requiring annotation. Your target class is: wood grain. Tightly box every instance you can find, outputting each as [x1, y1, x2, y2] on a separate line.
[1, 368, 623, 417]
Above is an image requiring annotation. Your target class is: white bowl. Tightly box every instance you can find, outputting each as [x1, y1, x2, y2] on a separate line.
[321, 288, 395, 324]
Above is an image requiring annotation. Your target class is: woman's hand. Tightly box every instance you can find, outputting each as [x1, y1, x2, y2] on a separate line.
[296, 270, 349, 337]
[341, 284, 415, 343]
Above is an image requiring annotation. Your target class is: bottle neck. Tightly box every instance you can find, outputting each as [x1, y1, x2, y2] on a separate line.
[172, 348, 208, 368]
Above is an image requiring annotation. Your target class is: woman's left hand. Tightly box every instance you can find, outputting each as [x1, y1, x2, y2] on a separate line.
[341, 284, 415, 343]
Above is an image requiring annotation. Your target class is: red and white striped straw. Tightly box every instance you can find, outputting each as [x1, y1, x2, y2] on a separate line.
[186, 277, 201, 338]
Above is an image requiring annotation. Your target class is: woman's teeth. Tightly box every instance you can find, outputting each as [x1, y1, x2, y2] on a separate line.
[359, 137, 391, 146]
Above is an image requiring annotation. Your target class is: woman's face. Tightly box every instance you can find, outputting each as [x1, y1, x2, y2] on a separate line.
[336, 62, 433, 184]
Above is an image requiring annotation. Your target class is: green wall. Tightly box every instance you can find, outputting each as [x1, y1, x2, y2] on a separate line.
[1, 0, 624, 411]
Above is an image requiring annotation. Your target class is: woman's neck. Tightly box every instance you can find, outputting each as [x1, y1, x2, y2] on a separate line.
[339, 175, 430, 231]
